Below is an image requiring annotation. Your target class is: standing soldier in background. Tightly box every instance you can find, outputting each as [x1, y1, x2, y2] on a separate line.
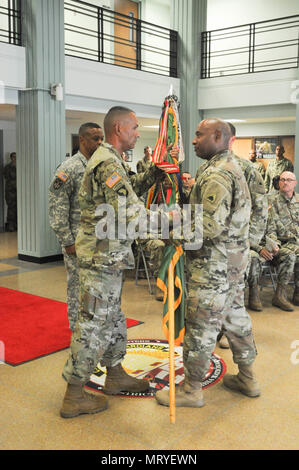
[136, 145, 152, 173]
[229, 124, 268, 313]
[264, 145, 294, 192]
[49, 123, 104, 331]
[248, 149, 265, 179]
[4, 152, 17, 232]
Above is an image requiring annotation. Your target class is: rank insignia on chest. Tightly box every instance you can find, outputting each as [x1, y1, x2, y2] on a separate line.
[105, 172, 121, 188]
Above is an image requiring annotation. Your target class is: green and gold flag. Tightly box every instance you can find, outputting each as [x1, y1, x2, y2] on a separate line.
[149, 93, 185, 346]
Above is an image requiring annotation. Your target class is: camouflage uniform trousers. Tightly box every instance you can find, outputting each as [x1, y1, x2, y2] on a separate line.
[62, 267, 127, 385]
[246, 250, 265, 287]
[62, 247, 80, 332]
[247, 245, 299, 287]
[5, 190, 17, 230]
[275, 242, 299, 286]
[183, 273, 257, 384]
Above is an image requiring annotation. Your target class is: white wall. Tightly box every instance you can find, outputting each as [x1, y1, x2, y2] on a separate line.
[65, 55, 179, 109]
[198, 69, 297, 110]
[207, 0, 299, 30]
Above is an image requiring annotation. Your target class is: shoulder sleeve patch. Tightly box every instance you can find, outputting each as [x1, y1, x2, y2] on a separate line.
[56, 171, 68, 182]
[105, 172, 122, 188]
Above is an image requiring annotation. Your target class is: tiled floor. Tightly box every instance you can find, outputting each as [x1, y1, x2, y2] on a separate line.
[0, 232, 298, 450]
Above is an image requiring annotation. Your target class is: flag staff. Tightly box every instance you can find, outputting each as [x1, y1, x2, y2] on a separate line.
[168, 261, 176, 424]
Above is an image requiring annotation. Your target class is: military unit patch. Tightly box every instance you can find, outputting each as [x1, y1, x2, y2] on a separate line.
[85, 339, 226, 398]
[52, 171, 69, 190]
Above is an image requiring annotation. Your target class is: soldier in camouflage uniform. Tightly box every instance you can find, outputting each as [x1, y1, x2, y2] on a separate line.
[264, 145, 294, 192]
[4, 152, 17, 232]
[136, 145, 152, 173]
[49, 123, 104, 331]
[155, 119, 260, 409]
[60, 106, 174, 418]
[265, 171, 299, 310]
[248, 149, 265, 179]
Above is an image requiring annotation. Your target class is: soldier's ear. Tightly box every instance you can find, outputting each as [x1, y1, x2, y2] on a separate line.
[114, 121, 122, 137]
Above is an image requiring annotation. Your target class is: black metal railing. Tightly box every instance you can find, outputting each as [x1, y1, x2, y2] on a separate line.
[64, 0, 178, 77]
[201, 15, 299, 78]
[0, 0, 21, 45]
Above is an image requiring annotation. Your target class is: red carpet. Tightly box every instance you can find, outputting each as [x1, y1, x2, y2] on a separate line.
[0, 287, 142, 366]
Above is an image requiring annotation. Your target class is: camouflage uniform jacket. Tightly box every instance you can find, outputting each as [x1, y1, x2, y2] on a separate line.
[76, 143, 169, 270]
[251, 160, 265, 179]
[48, 151, 88, 247]
[136, 156, 152, 173]
[232, 154, 268, 252]
[195, 154, 267, 253]
[187, 150, 251, 283]
[267, 191, 299, 247]
[264, 157, 294, 192]
[3, 162, 16, 194]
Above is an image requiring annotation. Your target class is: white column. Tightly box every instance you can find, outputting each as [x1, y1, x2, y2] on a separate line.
[16, 0, 65, 261]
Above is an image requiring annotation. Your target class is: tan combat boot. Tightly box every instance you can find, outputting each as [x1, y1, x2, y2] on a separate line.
[272, 283, 294, 311]
[103, 363, 150, 395]
[248, 285, 263, 311]
[60, 383, 108, 418]
[155, 380, 205, 408]
[223, 364, 260, 398]
[292, 286, 299, 306]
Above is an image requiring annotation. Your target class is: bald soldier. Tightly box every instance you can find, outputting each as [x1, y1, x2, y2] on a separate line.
[49, 123, 104, 331]
[155, 119, 259, 408]
[60, 106, 174, 418]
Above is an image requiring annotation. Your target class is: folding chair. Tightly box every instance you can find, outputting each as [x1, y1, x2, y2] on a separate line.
[135, 241, 154, 295]
[261, 261, 278, 291]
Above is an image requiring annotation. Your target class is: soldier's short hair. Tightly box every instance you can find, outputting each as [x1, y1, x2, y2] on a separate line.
[79, 122, 101, 137]
[104, 106, 135, 135]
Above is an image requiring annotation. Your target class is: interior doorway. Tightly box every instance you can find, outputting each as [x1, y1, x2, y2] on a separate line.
[114, 0, 139, 69]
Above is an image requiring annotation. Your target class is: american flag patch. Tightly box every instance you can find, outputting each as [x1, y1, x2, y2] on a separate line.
[56, 171, 68, 182]
[105, 172, 121, 188]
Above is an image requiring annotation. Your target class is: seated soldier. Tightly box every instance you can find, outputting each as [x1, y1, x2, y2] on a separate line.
[248, 171, 299, 311]
[265, 171, 299, 310]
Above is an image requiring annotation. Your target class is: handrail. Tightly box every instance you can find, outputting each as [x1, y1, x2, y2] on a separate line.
[64, 0, 178, 77]
[201, 14, 299, 79]
[0, 1, 22, 46]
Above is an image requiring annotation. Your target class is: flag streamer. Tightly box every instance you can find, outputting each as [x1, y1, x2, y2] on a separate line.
[149, 92, 186, 423]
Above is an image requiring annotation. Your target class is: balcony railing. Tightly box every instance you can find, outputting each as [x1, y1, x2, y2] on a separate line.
[64, 0, 178, 77]
[201, 15, 299, 79]
[0, 0, 21, 45]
